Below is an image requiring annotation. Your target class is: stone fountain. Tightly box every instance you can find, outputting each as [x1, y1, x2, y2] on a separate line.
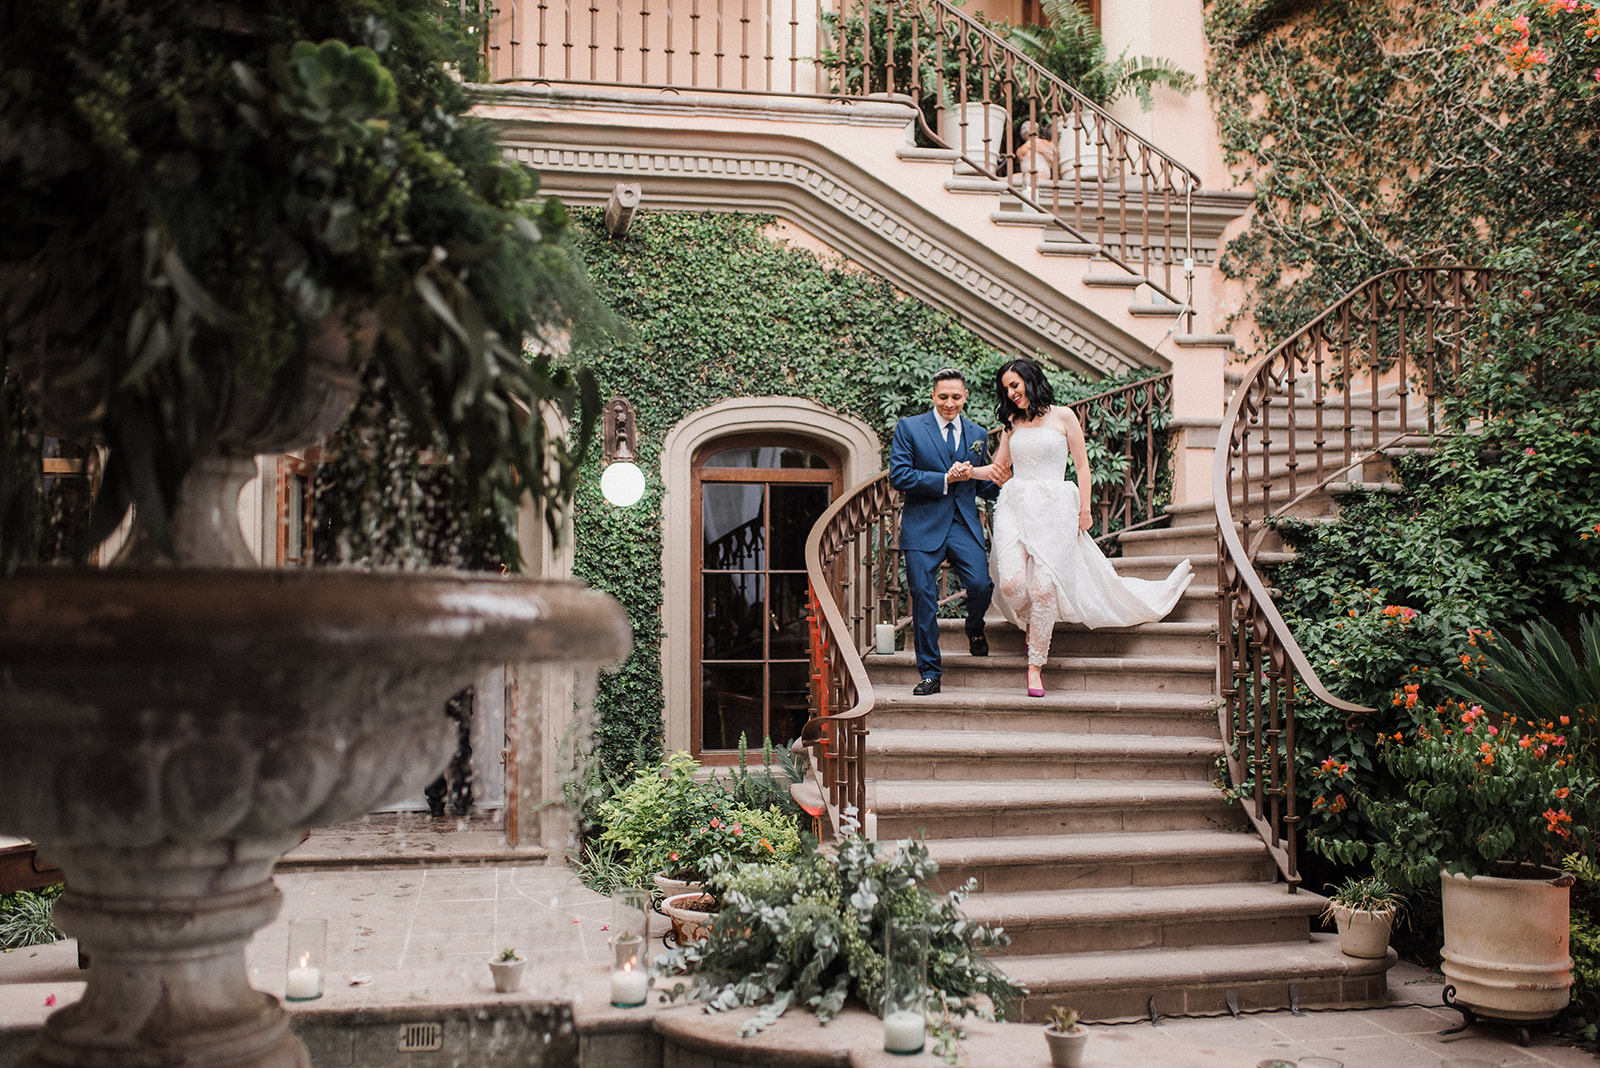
[0, 564, 627, 1067]
[0, 323, 630, 1068]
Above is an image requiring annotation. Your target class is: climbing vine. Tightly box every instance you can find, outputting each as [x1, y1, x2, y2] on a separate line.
[1205, 0, 1600, 348]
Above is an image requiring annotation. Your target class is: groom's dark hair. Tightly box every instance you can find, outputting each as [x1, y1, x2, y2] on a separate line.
[932, 367, 966, 388]
[994, 357, 1056, 430]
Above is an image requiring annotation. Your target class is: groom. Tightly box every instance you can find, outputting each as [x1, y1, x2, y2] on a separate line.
[888, 368, 1004, 696]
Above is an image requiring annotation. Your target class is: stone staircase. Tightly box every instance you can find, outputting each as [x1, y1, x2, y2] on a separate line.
[862, 501, 1393, 1022]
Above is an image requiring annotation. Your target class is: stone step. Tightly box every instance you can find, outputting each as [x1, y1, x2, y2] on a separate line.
[869, 728, 1222, 783]
[966, 882, 1321, 958]
[1081, 272, 1146, 290]
[936, 617, 1215, 659]
[872, 778, 1233, 840]
[1115, 523, 1215, 558]
[1000, 935, 1393, 1023]
[867, 686, 1220, 738]
[872, 651, 1216, 695]
[923, 829, 1274, 895]
[1156, 500, 1221, 530]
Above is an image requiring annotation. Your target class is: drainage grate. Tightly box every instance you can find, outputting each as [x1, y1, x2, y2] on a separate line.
[397, 1022, 444, 1053]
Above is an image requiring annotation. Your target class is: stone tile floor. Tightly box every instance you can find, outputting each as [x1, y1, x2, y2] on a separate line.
[1, 819, 1594, 1067]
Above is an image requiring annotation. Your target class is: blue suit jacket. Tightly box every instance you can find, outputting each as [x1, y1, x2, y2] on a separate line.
[888, 411, 999, 552]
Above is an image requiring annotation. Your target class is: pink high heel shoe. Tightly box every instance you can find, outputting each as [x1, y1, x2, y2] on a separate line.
[1025, 670, 1045, 699]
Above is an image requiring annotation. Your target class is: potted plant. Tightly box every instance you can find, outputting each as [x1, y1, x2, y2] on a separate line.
[489, 947, 526, 993]
[1360, 679, 1598, 1021]
[594, 749, 804, 901]
[1320, 875, 1403, 960]
[0, 0, 616, 570]
[1043, 1005, 1088, 1068]
[1005, 0, 1195, 178]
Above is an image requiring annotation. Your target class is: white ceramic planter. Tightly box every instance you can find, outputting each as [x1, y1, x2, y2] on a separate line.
[1044, 1025, 1088, 1067]
[938, 103, 1009, 171]
[1330, 904, 1395, 959]
[652, 871, 704, 898]
[1439, 865, 1573, 1020]
[489, 956, 527, 993]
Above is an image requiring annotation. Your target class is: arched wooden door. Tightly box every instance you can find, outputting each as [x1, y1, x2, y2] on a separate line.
[691, 434, 841, 762]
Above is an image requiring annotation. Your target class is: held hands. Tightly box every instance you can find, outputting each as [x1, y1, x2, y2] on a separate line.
[955, 461, 1011, 485]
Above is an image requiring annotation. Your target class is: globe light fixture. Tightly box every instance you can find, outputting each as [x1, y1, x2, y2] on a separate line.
[600, 397, 646, 507]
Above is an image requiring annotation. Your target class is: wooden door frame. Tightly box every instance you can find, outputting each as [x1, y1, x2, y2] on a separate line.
[690, 433, 842, 764]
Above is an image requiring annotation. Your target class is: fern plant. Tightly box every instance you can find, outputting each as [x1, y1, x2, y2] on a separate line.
[1006, 0, 1196, 110]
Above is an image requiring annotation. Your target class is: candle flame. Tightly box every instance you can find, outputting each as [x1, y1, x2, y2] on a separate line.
[623, 960, 633, 972]
[298, 952, 310, 969]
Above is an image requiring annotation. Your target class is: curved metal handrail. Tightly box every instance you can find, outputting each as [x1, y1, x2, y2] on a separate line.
[829, 0, 1200, 306]
[802, 472, 899, 830]
[1212, 266, 1505, 889]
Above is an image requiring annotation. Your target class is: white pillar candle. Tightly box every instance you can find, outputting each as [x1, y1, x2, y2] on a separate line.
[883, 1009, 925, 1053]
[609, 962, 649, 1007]
[285, 961, 322, 1000]
[874, 623, 896, 655]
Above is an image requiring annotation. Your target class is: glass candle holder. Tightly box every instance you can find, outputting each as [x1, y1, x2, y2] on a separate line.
[882, 918, 927, 1054]
[609, 933, 649, 1007]
[285, 919, 326, 1001]
[611, 887, 650, 945]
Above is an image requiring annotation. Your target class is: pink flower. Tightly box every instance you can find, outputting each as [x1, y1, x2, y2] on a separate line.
[1526, 447, 1537, 456]
[45, 995, 56, 1007]
[1513, 14, 1530, 31]
[1487, 725, 1499, 736]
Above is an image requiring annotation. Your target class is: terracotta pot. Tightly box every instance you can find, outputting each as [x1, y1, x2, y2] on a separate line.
[1439, 864, 1572, 1020]
[1044, 1025, 1088, 1068]
[661, 891, 717, 944]
[489, 956, 526, 993]
[1329, 904, 1395, 960]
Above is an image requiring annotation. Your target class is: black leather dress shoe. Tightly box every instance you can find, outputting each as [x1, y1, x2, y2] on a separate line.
[912, 677, 941, 696]
[968, 632, 989, 657]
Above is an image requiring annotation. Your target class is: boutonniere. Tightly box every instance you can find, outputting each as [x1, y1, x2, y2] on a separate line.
[967, 441, 984, 458]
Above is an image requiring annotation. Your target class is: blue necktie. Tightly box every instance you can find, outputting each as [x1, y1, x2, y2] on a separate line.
[945, 421, 956, 459]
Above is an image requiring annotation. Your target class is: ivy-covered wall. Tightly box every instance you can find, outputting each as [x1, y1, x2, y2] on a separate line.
[568, 211, 1003, 773]
[1206, 0, 1600, 349]
[567, 210, 1157, 773]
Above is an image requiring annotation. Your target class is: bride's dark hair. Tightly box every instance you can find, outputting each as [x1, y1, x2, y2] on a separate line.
[994, 357, 1056, 430]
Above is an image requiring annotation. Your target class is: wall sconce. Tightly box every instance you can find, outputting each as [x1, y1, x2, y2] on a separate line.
[599, 397, 646, 507]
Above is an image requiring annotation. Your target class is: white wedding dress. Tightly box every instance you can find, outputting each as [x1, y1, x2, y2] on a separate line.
[991, 426, 1193, 665]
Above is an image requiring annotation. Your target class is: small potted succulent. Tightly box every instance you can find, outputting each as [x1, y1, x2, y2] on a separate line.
[1320, 875, 1403, 959]
[489, 946, 526, 993]
[1043, 1004, 1088, 1068]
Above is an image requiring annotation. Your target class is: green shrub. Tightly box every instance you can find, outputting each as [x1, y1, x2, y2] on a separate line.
[0, 884, 63, 950]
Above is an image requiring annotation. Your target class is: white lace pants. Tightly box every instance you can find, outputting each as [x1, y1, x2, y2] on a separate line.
[997, 545, 1055, 667]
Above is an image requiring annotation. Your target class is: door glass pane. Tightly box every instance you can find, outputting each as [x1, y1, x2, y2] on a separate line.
[769, 572, 810, 659]
[703, 573, 765, 660]
[702, 664, 765, 751]
[704, 446, 829, 470]
[702, 483, 765, 570]
[769, 483, 831, 570]
[768, 661, 811, 748]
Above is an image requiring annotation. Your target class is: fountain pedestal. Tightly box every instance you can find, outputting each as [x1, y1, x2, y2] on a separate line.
[0, 568, 629, 1068]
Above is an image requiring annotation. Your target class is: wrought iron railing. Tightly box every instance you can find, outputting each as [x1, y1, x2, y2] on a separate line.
[1213, 267, 1507, 890]
[804, 373, 1175, 830]
[483, 0, 1200, 309]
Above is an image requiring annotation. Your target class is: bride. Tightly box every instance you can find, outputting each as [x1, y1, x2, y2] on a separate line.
[971, 358, 1193, 697]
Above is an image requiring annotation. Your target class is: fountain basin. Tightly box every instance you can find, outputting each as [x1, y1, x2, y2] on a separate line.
[0, 568, 630, 1068]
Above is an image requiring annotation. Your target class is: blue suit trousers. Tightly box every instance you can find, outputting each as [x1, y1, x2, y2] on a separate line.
[905, 518, 993, 680]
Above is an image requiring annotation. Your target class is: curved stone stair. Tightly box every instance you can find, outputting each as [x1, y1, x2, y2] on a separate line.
[863, 505, 1393, 1022]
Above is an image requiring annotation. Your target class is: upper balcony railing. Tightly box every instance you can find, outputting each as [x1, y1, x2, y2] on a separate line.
[484, 0, 1201, 308]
